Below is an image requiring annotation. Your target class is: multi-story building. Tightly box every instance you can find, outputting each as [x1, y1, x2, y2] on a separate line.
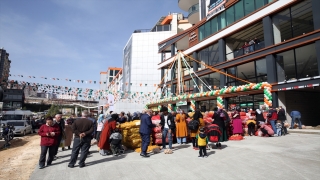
[106, 67, 121, 88]
[107, 69, 123, 95]
[0, 48, 11, 87]
[99, 71, 108, 92]
[117, 13, 192, 112]
[153, 0, 320, 126]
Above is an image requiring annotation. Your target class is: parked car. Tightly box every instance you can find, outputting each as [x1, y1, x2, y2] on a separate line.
[6, 120, 32, 136]
[35, 119, 45, 129]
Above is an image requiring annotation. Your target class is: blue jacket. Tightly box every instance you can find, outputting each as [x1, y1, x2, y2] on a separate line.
[139, 114, 154, 135]
[290, 111, 301, 117]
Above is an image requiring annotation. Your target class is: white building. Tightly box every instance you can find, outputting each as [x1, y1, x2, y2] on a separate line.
[109, 13, 192, 113]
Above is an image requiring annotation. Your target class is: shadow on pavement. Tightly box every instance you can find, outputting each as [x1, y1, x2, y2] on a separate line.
[206, 151, 215, 156]
[86, 154, 127, 166]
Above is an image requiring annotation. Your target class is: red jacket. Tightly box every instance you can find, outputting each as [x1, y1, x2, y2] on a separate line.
[38, 124, 61, 146]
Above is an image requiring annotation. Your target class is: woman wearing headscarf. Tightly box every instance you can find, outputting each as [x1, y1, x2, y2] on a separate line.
[175, 110, 188, 144]
[96, 114, 106, 144]
[98, 113, 118, 156]
[190, 109, 205, 149]
[231, 107, 243, 135]
[212, 107, 227, 148]
[64, 117, 74, 150]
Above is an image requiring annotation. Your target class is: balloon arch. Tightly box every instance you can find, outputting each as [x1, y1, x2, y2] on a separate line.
[145, 82, 272, 112]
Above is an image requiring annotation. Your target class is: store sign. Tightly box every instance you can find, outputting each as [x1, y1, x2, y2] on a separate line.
[207, 0, 226, 21]
[176, 101, 187, 106]
[188, 29, 199, 47]
[189, 31, 197, 42]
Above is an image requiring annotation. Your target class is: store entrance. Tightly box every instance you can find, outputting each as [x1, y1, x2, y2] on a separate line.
[227, 94, 264, 111]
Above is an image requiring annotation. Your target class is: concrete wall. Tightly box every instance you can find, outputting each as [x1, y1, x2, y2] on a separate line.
[278, 90, 320, 126]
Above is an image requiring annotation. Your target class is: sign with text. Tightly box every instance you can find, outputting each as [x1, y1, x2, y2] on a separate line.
[176, 101, 187, 106]
[206, 0, 226, 21]
[188, 29, 199, 47]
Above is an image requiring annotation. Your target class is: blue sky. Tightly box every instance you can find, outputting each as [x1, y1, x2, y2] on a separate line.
[0, 0, 185, 90]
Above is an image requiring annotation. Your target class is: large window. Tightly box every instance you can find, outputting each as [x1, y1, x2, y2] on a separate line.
[227, 58, 268, 86]
[198, 42, 219, 68]
[198, 0, 271, 41]
[272, 0, 314, 44]
[200, 73, 220, 92]
[276, 43, 318, 82]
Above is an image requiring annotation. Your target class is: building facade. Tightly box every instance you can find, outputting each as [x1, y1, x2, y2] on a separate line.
[0, 48, 11, 87]
[115, 13, 193, 113]
[156, 0, 320, 126]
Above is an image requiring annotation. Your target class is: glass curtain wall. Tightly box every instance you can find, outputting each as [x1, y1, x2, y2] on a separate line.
[199, 0, 271, 41]
[272, 0, 314, 44]
[276, 43, 318, 82]
[198, 43, 219, 69]
[227, 58, 268, 86]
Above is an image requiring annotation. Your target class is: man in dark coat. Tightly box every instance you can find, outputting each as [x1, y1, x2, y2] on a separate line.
[159, 107, 175, 149]
[139, 109, 155, 157]
[53, 114, 65, 158]
[278, 106, 288, 134]
[68, 110, 94, 168]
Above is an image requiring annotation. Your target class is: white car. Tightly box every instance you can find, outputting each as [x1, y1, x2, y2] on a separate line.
[6, 120, 32, 136]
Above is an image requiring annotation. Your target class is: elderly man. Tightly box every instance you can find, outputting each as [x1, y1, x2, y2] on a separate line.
[139, 109, 155, 157]
[53, 114, 65, 159]
[68, 110, 94, 168]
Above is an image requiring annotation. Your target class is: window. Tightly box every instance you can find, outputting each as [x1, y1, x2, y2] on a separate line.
[295, 44, 318, 79]
[237, 62, 255, 81]
[218, 12, 226, 30]
[227, 67, 236, 83]
[208, 43, 219, 66]
[275, 50, 296, 82]
[226, 6, 235, 26]
[198, 0, 270, 42]
[244, 0, 255, 15]
[234, 1, 244, 21]
[256, 58, 268, 82]
[273, 0, 314, 44]
[210, 18, 218, 35]
[291, 0, 314, 39]
[255, 0, 265, 9]
[114, 70, 120, 76]
[109, 70, 113, 76]
[204, 21, 211, 38]
[109, 77, 113, 82]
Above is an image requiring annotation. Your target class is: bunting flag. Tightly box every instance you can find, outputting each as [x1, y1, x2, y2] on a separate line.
[9, 74, 107, 84]
[1, 79, 161, 103]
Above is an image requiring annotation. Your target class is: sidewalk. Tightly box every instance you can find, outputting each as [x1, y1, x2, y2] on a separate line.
[288, 128, 320, 135]
[30, 134, 320, 180]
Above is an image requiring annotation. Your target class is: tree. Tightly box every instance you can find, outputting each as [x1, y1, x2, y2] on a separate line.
[46, 105, 61, 118]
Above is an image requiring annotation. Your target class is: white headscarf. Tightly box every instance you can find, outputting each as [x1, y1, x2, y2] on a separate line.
[256, 109, 261, 114]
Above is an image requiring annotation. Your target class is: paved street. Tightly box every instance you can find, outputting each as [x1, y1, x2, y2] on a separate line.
[30, 134, 320, 180]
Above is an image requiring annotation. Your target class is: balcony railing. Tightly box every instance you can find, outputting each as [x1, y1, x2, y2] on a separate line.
[226, 41, 265, 60]
[188, 3, 199, 18]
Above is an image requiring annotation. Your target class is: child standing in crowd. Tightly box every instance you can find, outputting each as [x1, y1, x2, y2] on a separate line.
[196, 127, 208, 158]
[276, 120, 282, 137]
[109, 128, 122, 156]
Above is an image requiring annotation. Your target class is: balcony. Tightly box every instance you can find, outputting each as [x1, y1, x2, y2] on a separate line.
[178, 0, 198, 12]
[226, 42, 265, 60]
[188, 3, 199, 24]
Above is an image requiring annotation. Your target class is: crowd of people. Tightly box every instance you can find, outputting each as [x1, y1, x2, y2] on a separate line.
[37, 106, 303, 168]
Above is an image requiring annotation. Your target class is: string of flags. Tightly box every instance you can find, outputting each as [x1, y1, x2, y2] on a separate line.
[6, 74, 161, 87]
[2, 80, 161, 103]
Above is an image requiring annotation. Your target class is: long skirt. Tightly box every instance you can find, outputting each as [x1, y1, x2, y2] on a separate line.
[64, 125, 73, 147]
[232, 119, 243, 134]
[219, 127, 228, 142]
